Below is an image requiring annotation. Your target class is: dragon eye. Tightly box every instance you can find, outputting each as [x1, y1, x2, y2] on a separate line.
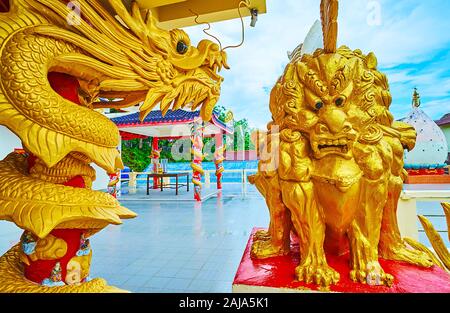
[315, 101, 324, 110]
[176, 41, 188, 54]
[335, 97, 345, 107]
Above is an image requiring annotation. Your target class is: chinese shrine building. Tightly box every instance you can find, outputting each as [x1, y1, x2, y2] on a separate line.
[110, 109, 234, 201]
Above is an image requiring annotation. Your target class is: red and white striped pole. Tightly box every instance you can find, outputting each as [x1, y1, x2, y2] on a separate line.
[151, 137, 160, 189]
[191, 120, 204, 201]
[214, 132, 225, 190]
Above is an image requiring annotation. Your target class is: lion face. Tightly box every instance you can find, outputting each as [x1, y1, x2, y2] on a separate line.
[270, 46, 394, 162]
[305, 86, 358, 160]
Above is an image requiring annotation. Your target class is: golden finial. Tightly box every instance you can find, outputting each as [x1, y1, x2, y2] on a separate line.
[320, 0, 339, 53]
[412, 87, 421, 108]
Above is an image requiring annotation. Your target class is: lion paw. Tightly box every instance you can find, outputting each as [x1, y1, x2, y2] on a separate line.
[350, 261, 393, 287]
[250, 238, 288, 259]
[295, 263, 340, 286]
[253, 230, 271, 241]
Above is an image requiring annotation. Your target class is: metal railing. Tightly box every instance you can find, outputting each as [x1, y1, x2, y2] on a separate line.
[398, 188, 450, 241]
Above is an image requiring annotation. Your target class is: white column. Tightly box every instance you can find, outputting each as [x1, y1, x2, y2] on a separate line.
[397, 197, 419, 240]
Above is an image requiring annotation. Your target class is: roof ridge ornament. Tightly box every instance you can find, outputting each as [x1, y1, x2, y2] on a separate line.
[288, 20, 323, 61]
[320, 0, 339, 53]
[412, 87, 421, 108]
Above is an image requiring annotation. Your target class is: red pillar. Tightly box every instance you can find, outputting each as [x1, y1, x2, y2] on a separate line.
[152, 137, 159, 189]
[22, 73, 94, 286]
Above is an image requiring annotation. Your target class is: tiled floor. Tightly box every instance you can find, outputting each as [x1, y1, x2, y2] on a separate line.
[0, 185, 447, 293]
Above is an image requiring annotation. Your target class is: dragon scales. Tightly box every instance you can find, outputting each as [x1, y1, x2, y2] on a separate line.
[0, 0, 228, 292]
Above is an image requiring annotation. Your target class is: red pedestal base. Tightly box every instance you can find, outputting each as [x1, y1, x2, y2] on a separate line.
[233, 228, 450, 293]
[405, 174, 450, 184]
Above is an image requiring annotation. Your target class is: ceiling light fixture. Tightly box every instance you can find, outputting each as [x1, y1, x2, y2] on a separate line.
[250, 8, 258, 27]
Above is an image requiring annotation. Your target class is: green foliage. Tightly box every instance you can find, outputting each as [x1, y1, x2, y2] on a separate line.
[159, 139, 172, 160]
[121, 138, 152, 172]
[213, 105, 228, 123]
[122, 135, 227, 169]
[229, 118, 255, 151]
[122, 137, 192, 170]
[213, 106, 255, 151]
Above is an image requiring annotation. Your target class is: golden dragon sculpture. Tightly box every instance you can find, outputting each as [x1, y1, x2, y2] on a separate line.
[0, 0, 228, 292]
[249, 0, 449, 288]
[405, 203, 450, 272]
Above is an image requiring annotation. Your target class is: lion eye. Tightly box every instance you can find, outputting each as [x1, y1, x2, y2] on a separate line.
[315, 101, 324, 110]
[335, 97, 345, 107]
[176, 41, 188, 54]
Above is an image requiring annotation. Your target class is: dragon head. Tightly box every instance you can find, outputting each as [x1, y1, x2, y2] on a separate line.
[42, 0, 229, 120]
[82, 1, 229, 121]
[2, 0, 228, 173]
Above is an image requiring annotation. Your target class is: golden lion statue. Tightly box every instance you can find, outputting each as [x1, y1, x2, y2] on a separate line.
[249, 0, 435, 287]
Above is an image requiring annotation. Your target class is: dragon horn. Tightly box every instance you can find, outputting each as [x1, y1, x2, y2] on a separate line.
[320, 0, 339, 53]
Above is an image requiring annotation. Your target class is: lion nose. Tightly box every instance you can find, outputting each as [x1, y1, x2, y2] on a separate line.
[322, 108, 349, 134]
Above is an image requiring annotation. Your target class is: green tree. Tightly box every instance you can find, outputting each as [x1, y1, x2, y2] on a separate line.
[121, 138, 152, 172]
[230, 118, 255, 151]
[213, 105, 228, 122]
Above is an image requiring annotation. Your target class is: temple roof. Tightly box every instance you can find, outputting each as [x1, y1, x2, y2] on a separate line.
[110, 109, 233, 138]
[111, 109, 200, 127]
[436, 113, 450, 126]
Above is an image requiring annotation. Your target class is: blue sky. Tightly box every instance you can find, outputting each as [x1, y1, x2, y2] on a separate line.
[184, 0, 450, 129]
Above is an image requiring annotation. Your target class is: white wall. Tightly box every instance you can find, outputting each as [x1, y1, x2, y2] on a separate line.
[442, 125, 450, 153]
[0, 126, 21, 159]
